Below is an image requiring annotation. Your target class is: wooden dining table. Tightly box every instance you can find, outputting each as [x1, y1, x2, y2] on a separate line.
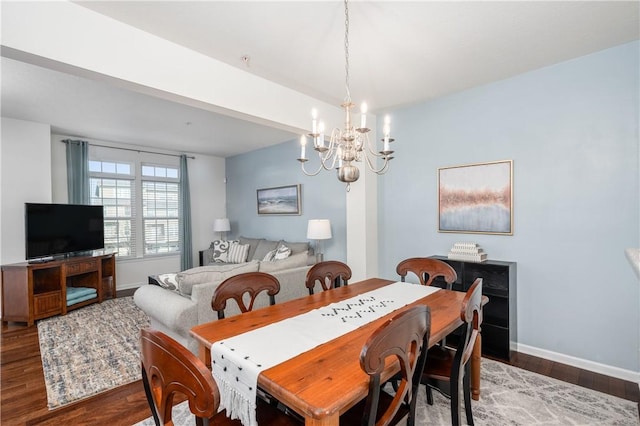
[191, 278, 483, 426]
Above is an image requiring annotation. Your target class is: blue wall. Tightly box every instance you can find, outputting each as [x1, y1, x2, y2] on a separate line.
[378, 41, 639, 371]
[226, 139, 347, 262]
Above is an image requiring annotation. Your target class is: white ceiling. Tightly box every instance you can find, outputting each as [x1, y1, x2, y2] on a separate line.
[2, 1, 638, 157]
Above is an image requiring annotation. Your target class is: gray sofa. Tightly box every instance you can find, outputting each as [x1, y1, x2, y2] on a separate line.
[134, 236, 313, 353]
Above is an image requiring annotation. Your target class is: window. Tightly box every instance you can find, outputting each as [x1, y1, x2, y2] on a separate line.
[90, 161, 135, 257]
[142, 164, 180, 255]
[89, 159, 181, 258]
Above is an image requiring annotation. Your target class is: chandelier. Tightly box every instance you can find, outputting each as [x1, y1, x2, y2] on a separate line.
[297, 0, 395, 190]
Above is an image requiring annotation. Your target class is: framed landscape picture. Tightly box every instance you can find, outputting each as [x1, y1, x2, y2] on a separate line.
[438, 160, 513, 235]
[257, 184, 301, 215]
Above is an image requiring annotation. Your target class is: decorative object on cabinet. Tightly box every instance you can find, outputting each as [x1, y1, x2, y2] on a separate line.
[307, 219, 332, 262]
[1, 253, 117, 326]
[438, 160, 513, 235]
[447, 242, 488, 262]
[212, 218, 230, 240]
[430, 255, 516, 361]
[256, 184, 301, 215]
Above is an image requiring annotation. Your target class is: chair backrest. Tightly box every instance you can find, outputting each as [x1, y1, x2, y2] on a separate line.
[396, 258, 457, 289]
[140, 328, 219, 426]
[455, 278, 483, 370]
[305, 261, 352, 295]
[359, 305, 431, 426]
[211, 272, 280, 319]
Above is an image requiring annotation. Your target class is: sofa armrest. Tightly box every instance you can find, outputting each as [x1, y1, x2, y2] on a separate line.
[201, 248, 215, 266]
[133, 285, 198, 338]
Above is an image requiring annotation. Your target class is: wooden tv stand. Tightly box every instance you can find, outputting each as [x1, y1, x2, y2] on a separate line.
[1, 253, 116, 326]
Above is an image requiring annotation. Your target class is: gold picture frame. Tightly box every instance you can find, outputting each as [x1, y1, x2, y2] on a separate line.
[438, 160, 513, 235]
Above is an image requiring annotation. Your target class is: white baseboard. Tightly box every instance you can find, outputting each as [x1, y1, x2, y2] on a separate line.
[116, 282, 144, 291]
[516, 343, 640, 384]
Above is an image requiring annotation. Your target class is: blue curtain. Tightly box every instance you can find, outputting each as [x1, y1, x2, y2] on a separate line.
[179, 154, 193, 271]
[64, 139, 89, 204]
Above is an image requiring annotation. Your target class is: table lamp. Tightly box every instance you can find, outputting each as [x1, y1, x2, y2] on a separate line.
[307, 219, 332, 263]
[213, 218, 230, 240]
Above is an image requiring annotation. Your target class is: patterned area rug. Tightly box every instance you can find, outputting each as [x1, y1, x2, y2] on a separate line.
[135, 357, 639, 426]
[37, 297, 150, 409]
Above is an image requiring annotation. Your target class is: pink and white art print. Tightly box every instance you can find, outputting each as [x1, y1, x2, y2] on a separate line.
[438, 160, 513, 235]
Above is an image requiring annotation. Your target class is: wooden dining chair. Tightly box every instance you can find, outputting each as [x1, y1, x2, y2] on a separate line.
[422, 278, 483, 426]
[396, 257, 457, 347]
[211, 272, 280, 319]
[305, 260, 352, 295]
[341, 305, 431, 426]
[140, 328, 298, 426]
[396, 257, 457, 289]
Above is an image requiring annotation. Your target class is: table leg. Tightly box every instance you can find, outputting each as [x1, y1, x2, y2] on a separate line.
[198, 345, 211, 368]
[471, 332, 481, 400]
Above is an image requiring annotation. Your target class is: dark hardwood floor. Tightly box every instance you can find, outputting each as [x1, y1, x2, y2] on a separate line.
[1, 291, 638, 425]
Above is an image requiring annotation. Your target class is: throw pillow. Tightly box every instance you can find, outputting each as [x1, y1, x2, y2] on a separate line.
[211, 239, 238, 263]
[262, 249, 277, 262]
[226, 242, 250, 264]
[155, 273, 178, 291]
[273, 244, 291, 260]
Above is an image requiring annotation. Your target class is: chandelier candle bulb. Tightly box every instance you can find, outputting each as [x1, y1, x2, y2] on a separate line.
[318, 121, 325, 148]
[360, 102, 367, 129]
[300, 135, 307, 159]
[311, 109, 318, 135]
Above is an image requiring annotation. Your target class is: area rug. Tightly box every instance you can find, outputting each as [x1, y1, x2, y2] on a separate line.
[134, 357, 639, 426]
[37, 297, 150, 409]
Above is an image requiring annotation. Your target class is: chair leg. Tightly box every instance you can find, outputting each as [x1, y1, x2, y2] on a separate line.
[426, 383, 434, 406]
[450, 376, 461, 426]
[463, 364, 474, 426]
[141, 366, 161, 426]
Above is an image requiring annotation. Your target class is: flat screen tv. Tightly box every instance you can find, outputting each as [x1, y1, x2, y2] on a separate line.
[25, 203, 105, 261]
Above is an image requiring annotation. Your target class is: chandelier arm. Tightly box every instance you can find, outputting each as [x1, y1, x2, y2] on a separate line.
[319, 151, 338, 171]
[300, 160, 327, 177]
[361, 133, 388, 158]
[363, 151, 390, 175]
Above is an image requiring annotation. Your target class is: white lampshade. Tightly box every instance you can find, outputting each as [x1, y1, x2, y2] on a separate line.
[213, 218, 231, 232]
[307, 219, 332, 240]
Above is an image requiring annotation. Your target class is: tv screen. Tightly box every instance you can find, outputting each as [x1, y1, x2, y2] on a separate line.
[25, 203, 105, 260]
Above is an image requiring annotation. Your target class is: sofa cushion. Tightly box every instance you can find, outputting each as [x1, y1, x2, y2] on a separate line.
[211, 239, 239, 263]
[252, 239, 280, 261]
[227, 242, 250, 264]
[176, 261, 259, 295]
[259, 251, 308, 272]
[238, 236, 264, 261]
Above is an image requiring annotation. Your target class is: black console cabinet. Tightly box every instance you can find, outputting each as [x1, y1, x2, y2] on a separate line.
[430, 255, 517, 361]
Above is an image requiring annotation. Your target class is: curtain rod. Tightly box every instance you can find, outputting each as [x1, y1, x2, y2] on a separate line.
[62, 140, 195, 159]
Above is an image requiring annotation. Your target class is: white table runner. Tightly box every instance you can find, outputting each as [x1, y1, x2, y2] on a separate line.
[211, 281, 439, 426]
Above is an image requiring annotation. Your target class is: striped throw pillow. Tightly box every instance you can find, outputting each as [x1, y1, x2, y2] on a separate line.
[227, 242, 250, 264]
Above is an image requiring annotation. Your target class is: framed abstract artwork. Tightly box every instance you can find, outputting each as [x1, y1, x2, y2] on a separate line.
[257, 184, 302, 215]
[438, 160, 513, 235]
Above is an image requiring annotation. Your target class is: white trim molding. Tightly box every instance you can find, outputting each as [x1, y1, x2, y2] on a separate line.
[516, 343, 640, 384]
